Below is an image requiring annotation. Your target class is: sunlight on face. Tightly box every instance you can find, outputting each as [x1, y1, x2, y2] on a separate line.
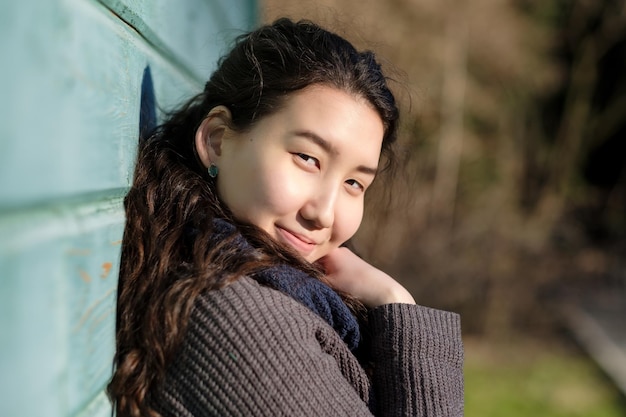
[217, 85, 384, 262]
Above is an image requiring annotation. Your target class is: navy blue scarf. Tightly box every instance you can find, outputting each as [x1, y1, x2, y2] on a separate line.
[210, 219, 361, 350]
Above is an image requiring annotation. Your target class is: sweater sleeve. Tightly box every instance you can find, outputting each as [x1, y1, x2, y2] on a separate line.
[154, 277, 375, 417]
[368, 304, 464, 417]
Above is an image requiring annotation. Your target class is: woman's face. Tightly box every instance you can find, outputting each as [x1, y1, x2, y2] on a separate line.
[203, 85, 384, 262]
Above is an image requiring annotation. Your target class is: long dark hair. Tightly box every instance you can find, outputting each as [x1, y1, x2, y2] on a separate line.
[107, 18, 399, 417]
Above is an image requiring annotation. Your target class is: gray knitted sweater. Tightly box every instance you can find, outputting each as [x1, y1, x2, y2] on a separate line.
[153, 277, 463, 417]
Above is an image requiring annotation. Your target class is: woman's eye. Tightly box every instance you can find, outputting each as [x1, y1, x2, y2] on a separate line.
[346, 179, 364, 192]
[295, 153, 319, 168]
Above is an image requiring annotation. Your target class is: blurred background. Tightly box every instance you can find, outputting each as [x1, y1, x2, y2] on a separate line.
[263, 0, 626, 415]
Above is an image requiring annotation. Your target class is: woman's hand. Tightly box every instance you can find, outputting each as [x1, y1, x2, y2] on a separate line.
[316, 247, 416, 308]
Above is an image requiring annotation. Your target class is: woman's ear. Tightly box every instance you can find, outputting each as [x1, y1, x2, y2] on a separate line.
[195, 105, 233, 169]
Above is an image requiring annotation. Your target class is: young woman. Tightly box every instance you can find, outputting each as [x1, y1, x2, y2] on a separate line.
[108, 18, 463, 417]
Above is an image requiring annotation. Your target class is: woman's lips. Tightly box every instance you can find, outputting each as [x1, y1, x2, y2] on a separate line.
[275, 226, 317, 256]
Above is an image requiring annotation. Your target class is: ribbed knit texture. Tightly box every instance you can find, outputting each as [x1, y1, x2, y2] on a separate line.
[152, 277, 464, 417]
[369, 304, 464, 416]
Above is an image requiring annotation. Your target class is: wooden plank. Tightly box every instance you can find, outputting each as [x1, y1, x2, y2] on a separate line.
[96, 0, 258, 81]
[74, 391, 113, 417]
[0, 0, 201, 208]
[0, 0, 258, 415]
[0, 195, 123, 417]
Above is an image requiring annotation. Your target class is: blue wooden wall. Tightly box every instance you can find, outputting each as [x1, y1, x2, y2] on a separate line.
[0, 1, 256, 416]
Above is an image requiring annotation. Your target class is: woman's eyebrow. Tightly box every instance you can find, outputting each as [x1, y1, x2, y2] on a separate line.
[293, 130, 378, 176]
[294, 130, 337, 155]
[357, 165, 378, 176]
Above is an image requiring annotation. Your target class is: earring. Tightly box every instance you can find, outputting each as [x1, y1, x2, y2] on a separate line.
[208, 163, 219, 178]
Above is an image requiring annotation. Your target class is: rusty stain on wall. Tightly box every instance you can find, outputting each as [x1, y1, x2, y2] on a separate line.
[101, 262, 113, 279]
[79, 269, 93, 283]
[72, 287, 116, 333]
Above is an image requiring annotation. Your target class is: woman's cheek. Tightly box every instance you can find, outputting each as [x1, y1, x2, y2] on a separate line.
[263, 166, 304, 212]
[335, 201, 364, 244]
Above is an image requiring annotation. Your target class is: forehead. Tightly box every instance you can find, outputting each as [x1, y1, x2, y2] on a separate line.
[282, 85, 378, 120]
[273, 85, 384, 157]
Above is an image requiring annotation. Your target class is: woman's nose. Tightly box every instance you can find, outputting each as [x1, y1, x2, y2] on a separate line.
[300, 187, 337, 229]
